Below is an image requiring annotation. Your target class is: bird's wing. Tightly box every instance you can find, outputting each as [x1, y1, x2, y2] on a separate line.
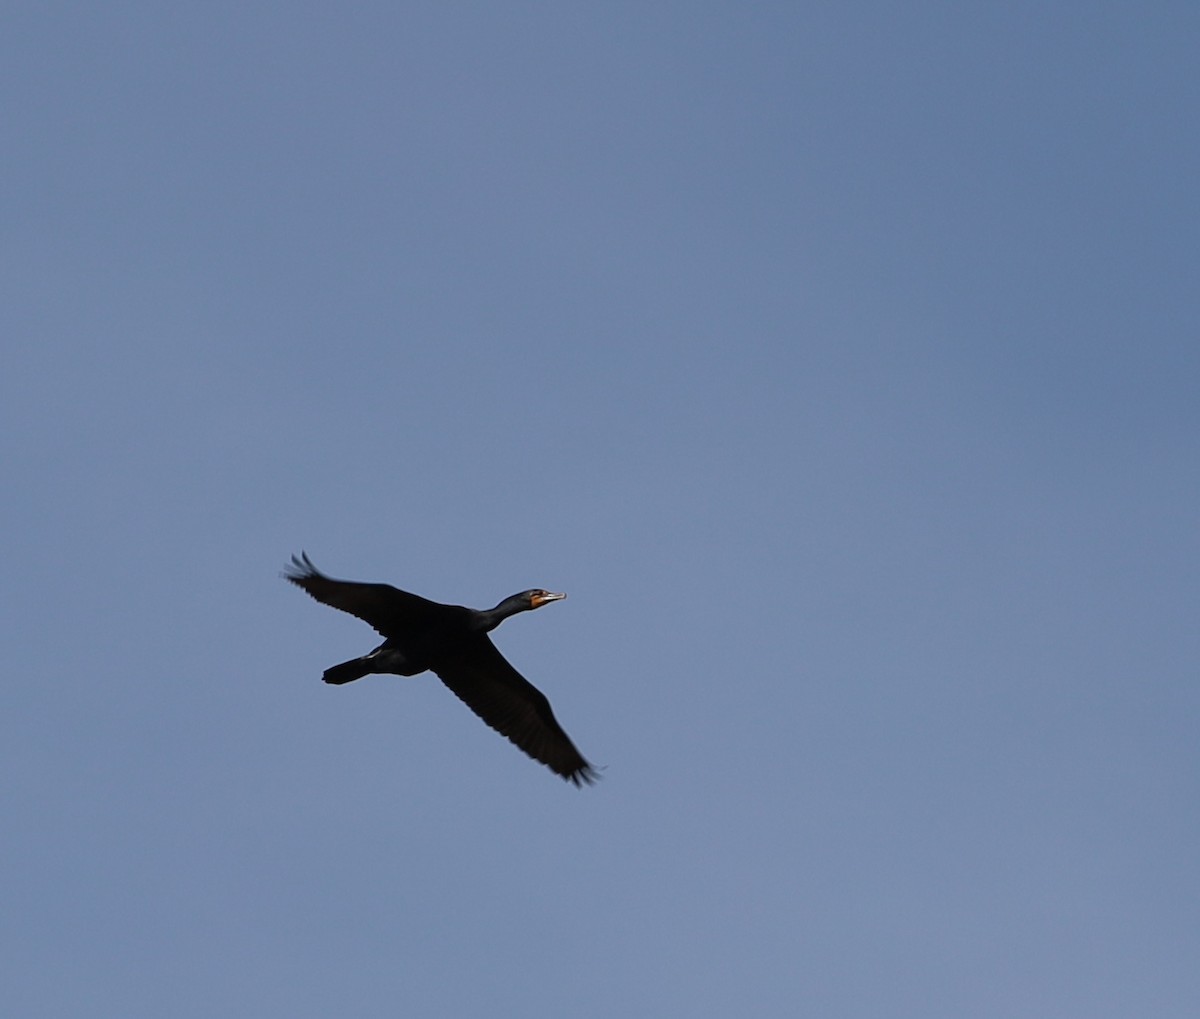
[433, 636, 598, 786]
[283, 552, 444, 638]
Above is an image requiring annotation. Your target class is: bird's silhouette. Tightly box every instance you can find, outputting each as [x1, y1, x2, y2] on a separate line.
[284, 553, 597, 786]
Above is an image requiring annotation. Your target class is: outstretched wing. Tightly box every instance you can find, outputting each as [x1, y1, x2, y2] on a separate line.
[433, 636, 598, 786]
[283, 552, 445, 639]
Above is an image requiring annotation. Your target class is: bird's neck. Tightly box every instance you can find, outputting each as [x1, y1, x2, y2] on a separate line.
[476, 596, 528, 633]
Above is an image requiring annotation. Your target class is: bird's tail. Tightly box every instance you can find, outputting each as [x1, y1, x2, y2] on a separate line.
[322, 657, 372, 685]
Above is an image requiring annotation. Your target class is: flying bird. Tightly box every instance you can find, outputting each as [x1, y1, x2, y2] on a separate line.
[284, 553, 597, 786]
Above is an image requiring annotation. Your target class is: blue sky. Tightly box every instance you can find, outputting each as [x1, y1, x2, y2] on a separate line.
[3, 3, 1198, 1016]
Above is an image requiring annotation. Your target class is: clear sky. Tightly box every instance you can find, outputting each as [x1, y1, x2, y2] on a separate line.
[3, 3, 1197, 1016]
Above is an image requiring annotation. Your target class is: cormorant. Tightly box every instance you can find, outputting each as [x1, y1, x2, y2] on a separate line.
[284, 553, 597, 786]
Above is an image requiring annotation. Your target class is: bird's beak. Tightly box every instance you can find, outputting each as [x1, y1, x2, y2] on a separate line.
[533, 591, 566, 608]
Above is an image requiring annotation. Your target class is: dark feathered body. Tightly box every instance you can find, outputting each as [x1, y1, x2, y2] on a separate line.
[284, 553, 597, 786]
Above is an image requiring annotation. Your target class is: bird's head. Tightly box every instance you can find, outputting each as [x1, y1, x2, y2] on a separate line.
[485, 589, 566, 628]
[527, 589, 567, 610]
